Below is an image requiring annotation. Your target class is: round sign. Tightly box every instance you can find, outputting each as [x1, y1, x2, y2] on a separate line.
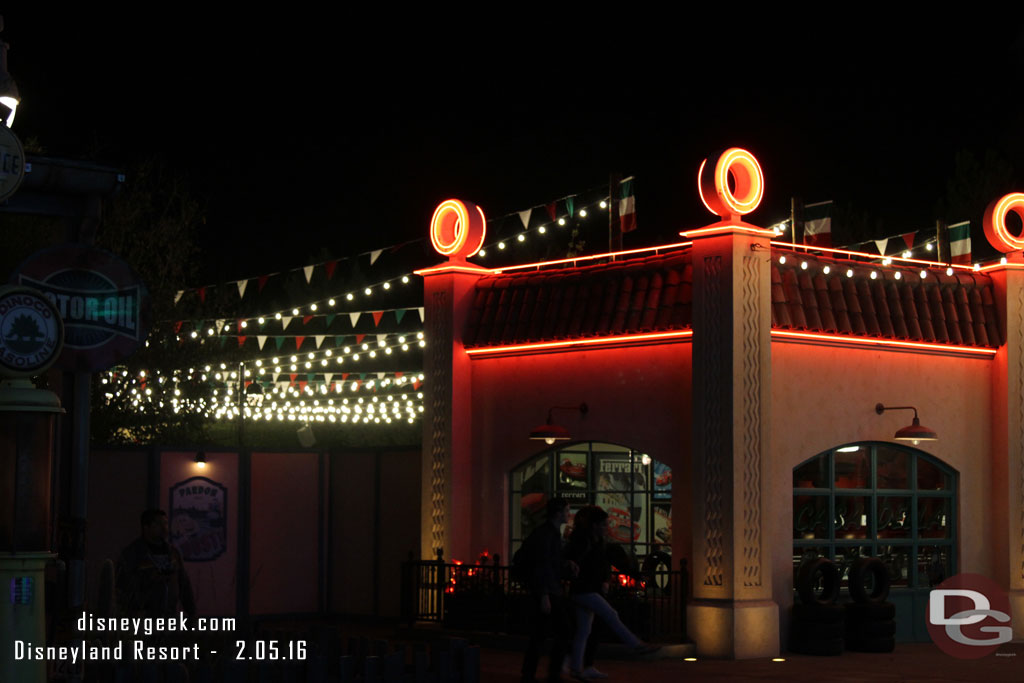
[926, 573, 1012, 659]
[12, 243, 151, 373]
[430, 199, 486, 259]
[0, 286, 64, 378]
[698, 147, 764, 219]
[983, 192, 1024, 253]
[0, 123, 25, 202]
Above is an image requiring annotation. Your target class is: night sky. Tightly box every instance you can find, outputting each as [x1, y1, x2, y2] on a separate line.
[5, 13, 1024, 284]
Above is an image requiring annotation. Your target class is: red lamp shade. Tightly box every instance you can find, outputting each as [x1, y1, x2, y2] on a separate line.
[894, 417, 937, 442]
[529, 422, 570, 445]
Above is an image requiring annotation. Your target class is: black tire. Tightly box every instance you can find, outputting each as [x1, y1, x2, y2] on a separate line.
[848, 557, 891, 603]
[845, 635, 895, 653]
[796, 557, 841, 605]
[845, 618, 895, 638]
[791, 620, 843, 641]
[791, 603, 844, 624]
[844, 601, 895, 620]
[788, 636, 844, 656]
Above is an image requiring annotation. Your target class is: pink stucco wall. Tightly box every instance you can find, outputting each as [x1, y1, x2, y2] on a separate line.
[768, 340, 993, 614]
[468, 341, 693, 564]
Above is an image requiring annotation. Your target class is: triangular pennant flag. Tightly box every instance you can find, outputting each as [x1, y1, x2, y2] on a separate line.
[281, 316, 292, 330]
[874, 238, 889, 256]
[306, 373, 315, 383]
[325, 260, 338, 280]
[174, 320, 183, 333]
[370, 249, 383, 266]
[334, 335, 344, 347]
[325, 313, 336, 327]
[518, 208, 532, 229]
[298, 380, 308, 392]
[236, 279, 248, 298]
[218, 336, 226, 348]
[377, 334, 387, 346]
[395, 308, 406, 325]
[238, 336, 247, 348]
[257, 335, 267, 350]
[295, 336, 305, 350]
[546, 202, 556, 221]
[372, 311, 384, 327]
[353, 380, 361, 390]
[355, 334, 365, 345]
[565, 197, 574, 217]
[198, 287, 207, 303]
[902, 231, 916, 249]
[324, 373, 334, 386]
[413, 379, 422, 390]
[341, 373, 349, 381]
[274, 336, 286, 350]
[258, 275, 269, 293]
[315, 335, 325, 349]
[215, 319, 226, 333]
[289, 373, 298, 384]
[377, 372, 385, 380]
[303, 265, 315, 283]
[349, 312, 361, 327]
[174, 290, 184, 306]
[302, 315, 313, 325]
[395, 372, 404, 378]
[417, 307, 425, 322]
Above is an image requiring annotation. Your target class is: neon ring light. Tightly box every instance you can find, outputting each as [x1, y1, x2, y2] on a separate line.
[430, 199, 487, 259]
[698, 147, 764, 219]
[983, 192, 1024, 253]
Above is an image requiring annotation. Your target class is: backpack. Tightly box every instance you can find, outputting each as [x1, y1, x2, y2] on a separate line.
[510, 532, 538, 587]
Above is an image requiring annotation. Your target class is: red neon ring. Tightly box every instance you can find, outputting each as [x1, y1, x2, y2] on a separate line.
[983, 192, 1024, 253]
[698, 147, 764, 218]
[430, 199, 486, 258]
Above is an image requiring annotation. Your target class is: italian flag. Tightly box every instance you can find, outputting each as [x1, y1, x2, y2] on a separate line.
[949, 221, 971, 265]
[619, 177, 637, 233]
[803, 200, 833, 248]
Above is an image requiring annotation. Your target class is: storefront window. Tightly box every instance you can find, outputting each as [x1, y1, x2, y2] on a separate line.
[510, 442, 671, 566]
[792, 443, 956, 590]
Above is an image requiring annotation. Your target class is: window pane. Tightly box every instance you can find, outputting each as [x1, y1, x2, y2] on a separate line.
[917, 457, 951, 490]
[555, 451, 589, 502]
[834, 447, 870, 488]
[917, 545, 952, 587]
[835, 496, 869, 539]
[794, 495, 829, 540]
[918, 497, 951, 539]
[876, 446, 909, 489]
[876, 496, 912, 539]
[794, 454, 828, 488]
[878, 545, 912, 588]
[512, 457, 551, 493]
[653, 461, 672, 499]
[652, 504, 672, 548]
[834, 546, 872, 587]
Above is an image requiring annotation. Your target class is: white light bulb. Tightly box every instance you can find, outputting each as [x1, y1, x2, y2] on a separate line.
[310, 303, 318, 311]
[517, 234, 525, 242]
[402, 275, 410, 283]
[920, 270, 927, 279]
[579, 209, 587, 217]
[240, 320, 248, 328]
[364, 288, 372, 295]
[946, 267, 953, 276]
[328, 299, 335, 306]
[498, 242, 506, 250]
[347, 293, 354, 300]
[779, 256, 786, 264]
[558, 218, 566, 226]
[600, 200, 607, 209]
[823, 266, 830, 275]
[895, 271, 902, 280]
[845, 269, 853, 278]
[258, 317, 265, 324]
[800, 261, 808, 270]
[902, 250, 912, 259]
[538, 226, 546, 234]
[275, 312, 282, 319]
[870, 271, 877, 279]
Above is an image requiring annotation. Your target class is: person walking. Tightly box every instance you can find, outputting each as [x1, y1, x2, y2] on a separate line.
[564, 506, 658, 681]
[520, 496, 577, 683]
[116, 509, 197, 621]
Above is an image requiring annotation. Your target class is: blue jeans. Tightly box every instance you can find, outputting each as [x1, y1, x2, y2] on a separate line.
[569, 592, 642, 670]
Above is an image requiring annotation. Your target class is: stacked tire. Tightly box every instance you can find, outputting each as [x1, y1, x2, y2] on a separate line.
[844, 557, 896, 653]
[790, 558, 844, 656]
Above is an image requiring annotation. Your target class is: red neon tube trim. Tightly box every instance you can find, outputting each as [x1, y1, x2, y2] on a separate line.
[683, 224, 776, 239]
[465, 330, 694, 355]
[983, 192, 1024, 253]
[770, 329, 996, 356]
[414, 263, 494, 276]
[490, 242, 693, 273]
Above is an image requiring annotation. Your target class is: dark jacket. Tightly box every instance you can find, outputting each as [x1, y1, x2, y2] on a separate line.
[116, 537, 196, 618]
[525, 520, 566, 597]
[564, 530, 610, 595]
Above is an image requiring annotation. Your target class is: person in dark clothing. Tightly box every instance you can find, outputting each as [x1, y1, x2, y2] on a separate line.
[521, 496, 578, 683]
[564, 506, 658, 681]
[116, 509, 197, 621]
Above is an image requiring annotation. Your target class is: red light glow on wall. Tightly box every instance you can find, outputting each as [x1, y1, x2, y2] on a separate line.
[430, 199, 487, 259]
[771, 330, 997, 357]
[698, 148, 764, 219]
[465, 330, 694, 356]
[983, 192, 1024, 253]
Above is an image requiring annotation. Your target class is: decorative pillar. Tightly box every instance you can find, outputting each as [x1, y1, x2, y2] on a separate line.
[414, 200, 489, 562]
[683, 149, 778, 658]
[982, 193, 1024, 637]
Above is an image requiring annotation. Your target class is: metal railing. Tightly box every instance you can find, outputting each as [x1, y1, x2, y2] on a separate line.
[401, 550, 689, 642]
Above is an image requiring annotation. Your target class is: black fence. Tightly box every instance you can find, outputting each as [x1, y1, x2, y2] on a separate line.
[401, 551, 689, 643]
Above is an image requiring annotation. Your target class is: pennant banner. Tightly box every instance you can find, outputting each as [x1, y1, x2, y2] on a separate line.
[281, 316, 292, 330]
[370, 249, 383, 266]
[236, 280, 248, 299]
[315, 335, 326, 349]
[303, 265, 315, 284]
[257, 335, 267, 350]
[518, 209, 532, 229]
[174, 290, 184, 306]
[874, 238, 888, 256]
[349, 312, 361, 328]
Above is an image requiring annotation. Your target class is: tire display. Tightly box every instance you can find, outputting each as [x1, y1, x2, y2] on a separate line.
[847, 557, 891, 603]
[844, 601, 896, 653]
[791, 602, 844, 624]
[796, 557, 841, 606]
[844, 601, 896, 620]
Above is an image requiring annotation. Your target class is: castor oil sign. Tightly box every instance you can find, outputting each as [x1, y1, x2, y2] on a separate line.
[12, 243, 150, 372]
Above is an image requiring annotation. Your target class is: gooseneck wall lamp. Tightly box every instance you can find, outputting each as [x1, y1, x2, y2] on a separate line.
[529, 403, 589, 444]
[875, 403, 938, 444]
